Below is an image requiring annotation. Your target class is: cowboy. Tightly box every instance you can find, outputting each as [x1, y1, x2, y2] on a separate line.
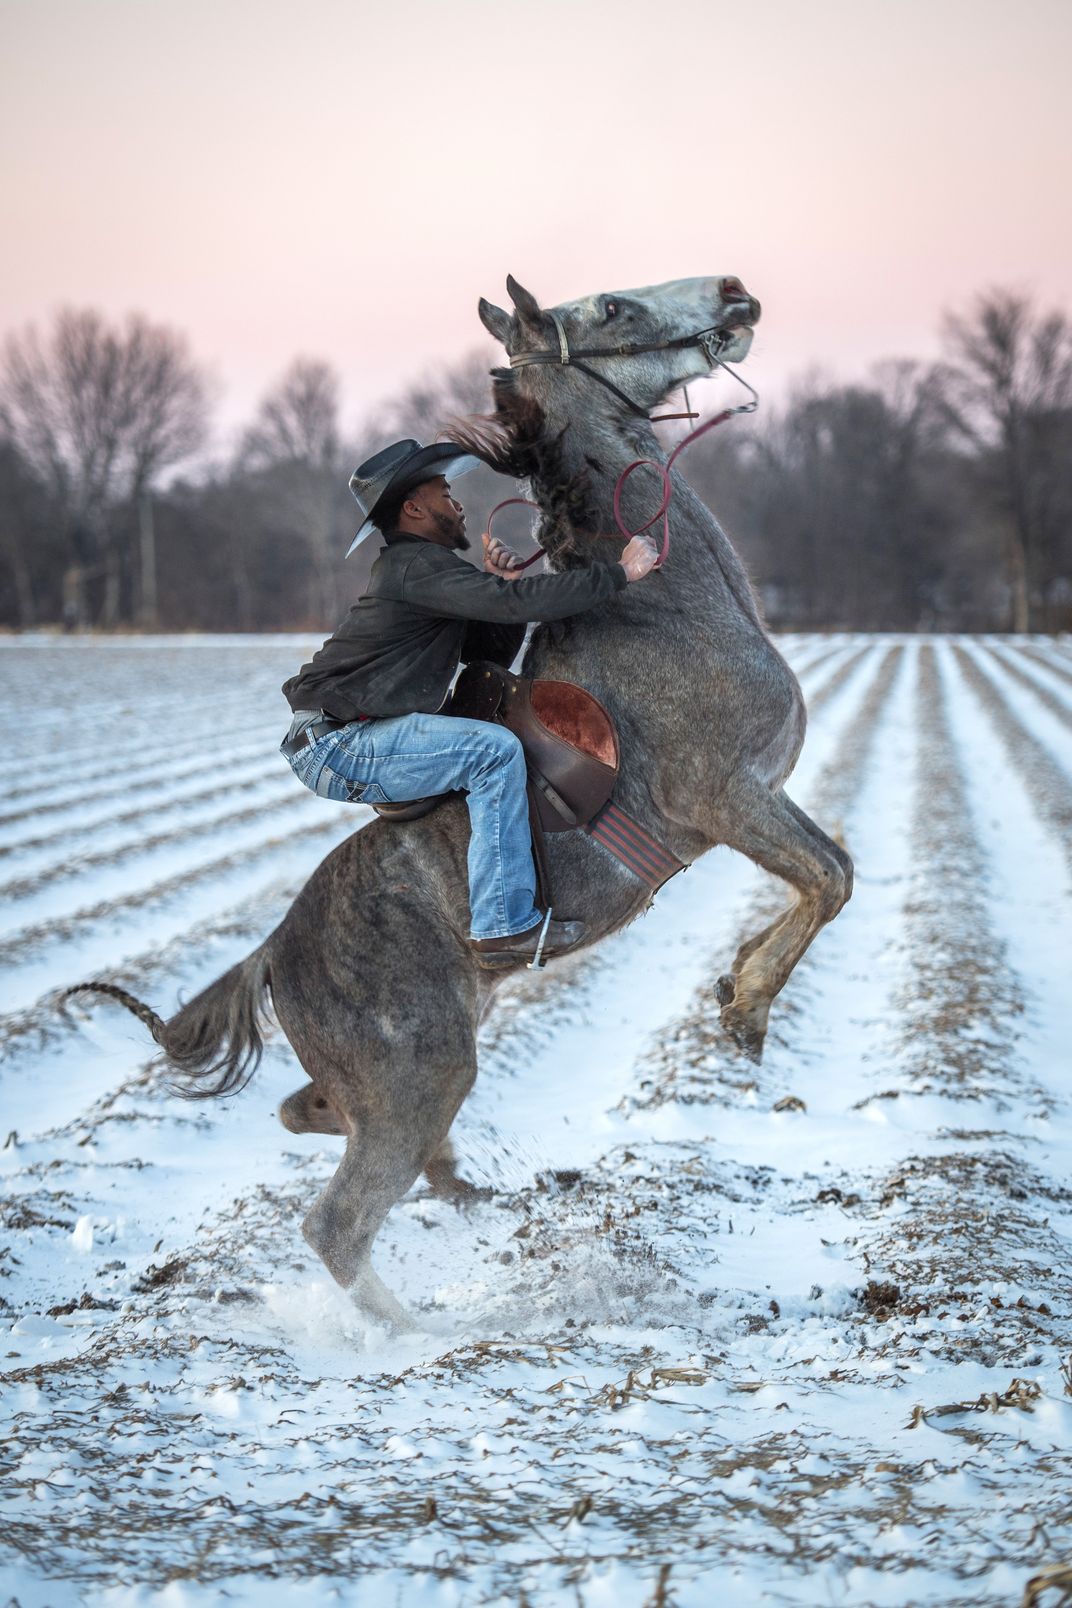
[281, 439, 657, 967]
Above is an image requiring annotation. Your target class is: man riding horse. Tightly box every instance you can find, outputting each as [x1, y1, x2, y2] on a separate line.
[280, 439, 658, 967]
[66, 274, 855, 1326]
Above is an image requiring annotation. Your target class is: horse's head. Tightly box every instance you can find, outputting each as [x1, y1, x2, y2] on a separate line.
[479, 274, 760, 416]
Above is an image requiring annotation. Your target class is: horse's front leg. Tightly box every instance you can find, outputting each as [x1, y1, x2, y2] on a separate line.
[707, 782, 853, 1060]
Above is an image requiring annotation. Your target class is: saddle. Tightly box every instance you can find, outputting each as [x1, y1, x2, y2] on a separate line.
[371, 663, 683, 896]
[371, 662, 618, 834]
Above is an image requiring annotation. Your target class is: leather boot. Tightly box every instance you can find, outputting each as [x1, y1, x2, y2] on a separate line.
[470, 916, 587, 970]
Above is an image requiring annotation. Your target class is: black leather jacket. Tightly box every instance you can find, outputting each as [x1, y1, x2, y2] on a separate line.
[282, 532, 628, 721]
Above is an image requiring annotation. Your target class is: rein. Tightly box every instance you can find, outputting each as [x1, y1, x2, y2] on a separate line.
[486, 322, 759, 571]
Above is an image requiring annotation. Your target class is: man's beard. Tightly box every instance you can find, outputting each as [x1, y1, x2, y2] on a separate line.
[433, 510, 469, 551]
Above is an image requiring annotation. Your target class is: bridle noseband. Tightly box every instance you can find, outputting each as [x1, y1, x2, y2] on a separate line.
[487, 307, 760, 571]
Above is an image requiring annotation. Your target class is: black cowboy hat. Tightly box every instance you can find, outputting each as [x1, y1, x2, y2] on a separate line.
[346, 439, 482, 556]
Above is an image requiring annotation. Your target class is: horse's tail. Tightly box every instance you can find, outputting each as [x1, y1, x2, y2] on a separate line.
[63, 945, 273, 1099]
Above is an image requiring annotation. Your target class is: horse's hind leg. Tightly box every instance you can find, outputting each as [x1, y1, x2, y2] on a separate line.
[279, 1083, 348, 1136]
[716, 784, 852, 1060]
[300, 1042, 478, 1324]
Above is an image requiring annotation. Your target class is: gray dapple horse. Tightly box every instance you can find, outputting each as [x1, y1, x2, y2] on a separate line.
[74, 275, 851, 1322]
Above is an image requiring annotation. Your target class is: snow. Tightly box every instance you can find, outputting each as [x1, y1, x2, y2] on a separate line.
[1, 633, 1070, 1607]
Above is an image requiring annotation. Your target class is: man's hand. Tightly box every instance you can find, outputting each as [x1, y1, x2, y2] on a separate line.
[620, 534, 659, 582]
[482, 532, 526, 581]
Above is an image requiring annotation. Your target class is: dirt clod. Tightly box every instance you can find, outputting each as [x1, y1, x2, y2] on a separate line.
[132, 1256, 187, 1293]
[47, 1292, 119, 1316]
[860, 1280, 901, 1316]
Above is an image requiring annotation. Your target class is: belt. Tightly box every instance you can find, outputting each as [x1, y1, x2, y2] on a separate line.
[296, 718, 342, 749]
[293, 711, 375, 751]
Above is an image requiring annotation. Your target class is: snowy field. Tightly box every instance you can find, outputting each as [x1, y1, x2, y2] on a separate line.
[1, 632, 1071, 1608]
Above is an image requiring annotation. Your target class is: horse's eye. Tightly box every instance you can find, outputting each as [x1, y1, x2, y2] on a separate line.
[605, 300, 618, 320]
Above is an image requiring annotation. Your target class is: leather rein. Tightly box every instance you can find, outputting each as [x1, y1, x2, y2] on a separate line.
[486, 312, 759, 570]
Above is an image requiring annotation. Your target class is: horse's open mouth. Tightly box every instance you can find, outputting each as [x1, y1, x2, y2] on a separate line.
[713, 322, 756, 361]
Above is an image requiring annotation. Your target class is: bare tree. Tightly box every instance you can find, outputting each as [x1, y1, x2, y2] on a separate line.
[0, 308, 209, 625]
[937, 290, 1072, 630]
[682, 363, 959, 630]
[242, 359, 348, 625]
[376, 349, 494, 443]
[244, 357, 340, 469]
[0, 440, 58, 627]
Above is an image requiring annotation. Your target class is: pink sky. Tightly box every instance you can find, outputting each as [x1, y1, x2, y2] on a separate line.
[2, 0, 1069, 442]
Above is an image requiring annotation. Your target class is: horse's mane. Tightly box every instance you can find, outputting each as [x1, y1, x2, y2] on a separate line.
[440, 368, 541, 478]
[440, 369, 601, 556]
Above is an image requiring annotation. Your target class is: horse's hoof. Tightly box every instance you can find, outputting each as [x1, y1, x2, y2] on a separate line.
[445, 1178, 495, 1209]
[423, 1156, 493, 1207]
[720, 1005, 766, 1064]
[715, 974, 737, 1007]
[348, 1268, 416, 1333]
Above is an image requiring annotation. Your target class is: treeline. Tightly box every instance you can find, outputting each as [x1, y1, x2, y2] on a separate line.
[687, 301, 1072, 632]
[1, 292, 1069, 634]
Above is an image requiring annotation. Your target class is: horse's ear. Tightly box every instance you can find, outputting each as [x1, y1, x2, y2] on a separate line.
[478, 297, 512, 345]
[506, 274, 542, 327]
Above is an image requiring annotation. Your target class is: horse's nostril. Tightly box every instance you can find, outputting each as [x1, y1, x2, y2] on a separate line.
[721, 276, 749, 305]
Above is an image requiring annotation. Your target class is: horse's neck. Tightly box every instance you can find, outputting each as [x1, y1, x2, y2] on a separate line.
[529, 405, 764, 629]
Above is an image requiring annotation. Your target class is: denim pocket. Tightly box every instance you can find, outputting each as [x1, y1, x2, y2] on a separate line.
[346, 780, 390, 805]
[311, 765, 351, 802]
[284, 734, 334, 791]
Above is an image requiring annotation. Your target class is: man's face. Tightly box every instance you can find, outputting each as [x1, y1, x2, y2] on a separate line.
[409, 476, 468, 551]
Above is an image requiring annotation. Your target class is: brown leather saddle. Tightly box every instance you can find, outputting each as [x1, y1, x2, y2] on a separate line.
[371, 661, 619, 836]
[371, 664, 683, 897]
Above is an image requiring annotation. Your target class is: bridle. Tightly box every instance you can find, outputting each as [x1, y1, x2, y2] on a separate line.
[487, 310, 759, 569]
[509, 309, 745, 418]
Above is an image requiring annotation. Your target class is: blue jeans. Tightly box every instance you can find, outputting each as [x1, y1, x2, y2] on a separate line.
[282, 711, 541, 941]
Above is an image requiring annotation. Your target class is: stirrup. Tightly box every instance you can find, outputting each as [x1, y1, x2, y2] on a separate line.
[527, 908, 554, 971]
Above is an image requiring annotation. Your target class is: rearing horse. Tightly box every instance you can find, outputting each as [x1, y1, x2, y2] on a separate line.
[73, 274, 852, 1323]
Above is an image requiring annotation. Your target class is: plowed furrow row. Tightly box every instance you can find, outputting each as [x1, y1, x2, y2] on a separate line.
[779, 640, 857, 682]
[0, 653, 290, 735]
[628, 646, 902, 1111]
[0, 733, 279, 832]
[0, 783, 305, 905]
[0, 814, 347, 971]
[0, 689, 273, 778]
[0, 763, 288, 863]
[985, 644, 1072, 731]
[0, 719, 281, 810]
[840, 1149, 1072, 1367]
[767, 642, 1072, 1374]
[883, 646, 1028, 1104]
[796, 643, 871, 717]
[953, 646, 1072, 870]
[0, 875, 311, 1063]
[0, 678, 223, 734]
[1012, 642, 1072, 689]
